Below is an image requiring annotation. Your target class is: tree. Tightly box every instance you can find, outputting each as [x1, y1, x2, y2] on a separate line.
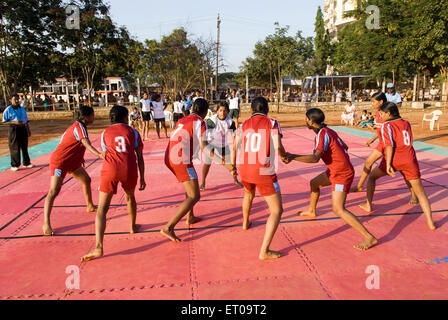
[242, 23, 314, 111]
[314, 6, 333, 74]
[402, 0, 448, 100]
[138, 28, 208, 96]
[0, 0, 63, 105]
[59, 0, 125, 106]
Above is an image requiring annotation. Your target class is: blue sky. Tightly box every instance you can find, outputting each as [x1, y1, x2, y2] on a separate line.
[108, 0, 321, 72]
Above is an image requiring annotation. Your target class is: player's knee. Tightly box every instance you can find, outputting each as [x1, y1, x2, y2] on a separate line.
[189, 193, 200, 203]
[310, 180, 320, 192]
[332, 206, 344, 216]
[48, 188, 60, 198]
[271, 207, 283, 218]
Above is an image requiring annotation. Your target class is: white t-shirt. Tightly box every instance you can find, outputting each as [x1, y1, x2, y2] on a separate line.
[206, 114, 236, 148]
[229, 97, 239, 110]
[192, 96, 204, 102]
[173, 101, 183, 114]
[152, 100, 165, 119]
[140, 99, 151, 112]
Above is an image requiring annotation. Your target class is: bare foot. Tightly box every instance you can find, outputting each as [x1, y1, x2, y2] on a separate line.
[160, 228, 181, 242]
[234, 181, 243, 188]
[409, 198, 419, 205]
[199, 183, 205, 191]
[86, 204, 97, 213]
[359, 202, 372, 213]
[351, 185, 363, 193]
[187, 216, 202, 225]
[81, 248, 103, 262]
[428, 221, 437, 231]
[42, 224, 54, 236]
[354, 237, 378, 251]
[259, 250, 282, 260]
[130, 224, 141, 234]
[243, 221, 252, 230]
[298, 210, 317, 218]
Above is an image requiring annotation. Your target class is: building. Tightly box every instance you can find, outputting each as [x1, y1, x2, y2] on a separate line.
[323, 0, 357, 42]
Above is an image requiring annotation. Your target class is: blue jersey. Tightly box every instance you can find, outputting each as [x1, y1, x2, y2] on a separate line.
[386, 92, 402, 104]
[2, 106, 29, 124]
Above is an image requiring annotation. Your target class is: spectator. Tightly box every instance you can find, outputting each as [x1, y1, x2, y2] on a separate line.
[182, 95, 192, 116]
[385, 83, 402, 107]
[341, 100, 357, 126]
[2, 94, 34, 171]
[359, 112, 375, 129]
[172, 94, 184, 126]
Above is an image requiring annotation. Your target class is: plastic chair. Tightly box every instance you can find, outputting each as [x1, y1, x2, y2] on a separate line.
[422, 110, 442, 131]
[164, 110, 174, 128]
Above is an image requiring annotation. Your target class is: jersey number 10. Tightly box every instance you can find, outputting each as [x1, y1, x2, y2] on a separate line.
[245, 133, 262, 153]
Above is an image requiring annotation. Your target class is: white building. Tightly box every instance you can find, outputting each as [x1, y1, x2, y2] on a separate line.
[323, 0, 357, 42]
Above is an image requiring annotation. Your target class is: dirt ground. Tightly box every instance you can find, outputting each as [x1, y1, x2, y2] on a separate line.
[1, 109, 447, 158]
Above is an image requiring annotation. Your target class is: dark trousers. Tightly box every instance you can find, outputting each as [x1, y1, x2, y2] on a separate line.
[8, 125, 31, 167]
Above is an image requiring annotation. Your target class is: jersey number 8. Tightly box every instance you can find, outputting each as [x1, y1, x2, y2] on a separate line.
[402, 130, 411, 146]
[115, 136, 126, 152]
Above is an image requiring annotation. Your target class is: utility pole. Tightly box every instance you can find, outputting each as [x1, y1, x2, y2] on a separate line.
[215, 14, 221, 94]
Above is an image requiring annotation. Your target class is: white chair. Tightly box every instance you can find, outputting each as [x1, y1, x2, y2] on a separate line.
[164, 110, 174, 128]
[422, 110, 442, 131]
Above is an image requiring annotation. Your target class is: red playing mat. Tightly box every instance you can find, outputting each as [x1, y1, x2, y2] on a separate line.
[0, 128, 447, 300]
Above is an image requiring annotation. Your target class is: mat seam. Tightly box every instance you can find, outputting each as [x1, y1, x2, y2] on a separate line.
[280, 226, 334, 299]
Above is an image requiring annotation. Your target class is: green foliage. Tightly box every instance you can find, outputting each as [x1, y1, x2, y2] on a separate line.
[314, 6, 333, 74]
[241, 23, 314, 89]
[332, 0, 448, 83]
[0, 0, 64, 103]
[137, 28, 211, 95]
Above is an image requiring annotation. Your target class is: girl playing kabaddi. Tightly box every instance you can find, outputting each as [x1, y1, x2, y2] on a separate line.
[81, 105, 146, 262]
[233, 97, 287, 260]
[162, 98, 236, 242]
[359, 102, 436, 230]
[200, 101, 243, 191]
[352, 92, 418, 205]
[283, 108, 378, 250]
[43, 106, 104, 236]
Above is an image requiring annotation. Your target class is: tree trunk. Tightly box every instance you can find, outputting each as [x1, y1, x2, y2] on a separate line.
[277, 62, 281, 113]
[441, 66, 448, 102]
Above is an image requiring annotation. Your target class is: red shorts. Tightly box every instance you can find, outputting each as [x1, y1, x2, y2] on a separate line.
[49, 161, 82, 180]
[375, 141, 384, 153]
[165, 161, 198, 183]
[325, 169, 354, 193]
[100, 173, 137, 194]
[378, 159, 421, 181]
[242, 179, 280, 197]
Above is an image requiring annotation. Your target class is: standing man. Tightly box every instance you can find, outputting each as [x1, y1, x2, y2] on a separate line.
[140, 92, 152, 141]
[2, 94, 33, 171]
[385, 83, 402, 108]
[228, 89, 240, 128]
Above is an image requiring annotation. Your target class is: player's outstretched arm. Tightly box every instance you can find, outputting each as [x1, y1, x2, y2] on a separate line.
[287, 150, 322, 164]
[366, 134, 378, 147]
[81, 138, 105, 159]
[136, 149, 146, 190]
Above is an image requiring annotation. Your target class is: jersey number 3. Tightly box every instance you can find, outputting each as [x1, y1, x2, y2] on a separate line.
[115, 136, 126, 152]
